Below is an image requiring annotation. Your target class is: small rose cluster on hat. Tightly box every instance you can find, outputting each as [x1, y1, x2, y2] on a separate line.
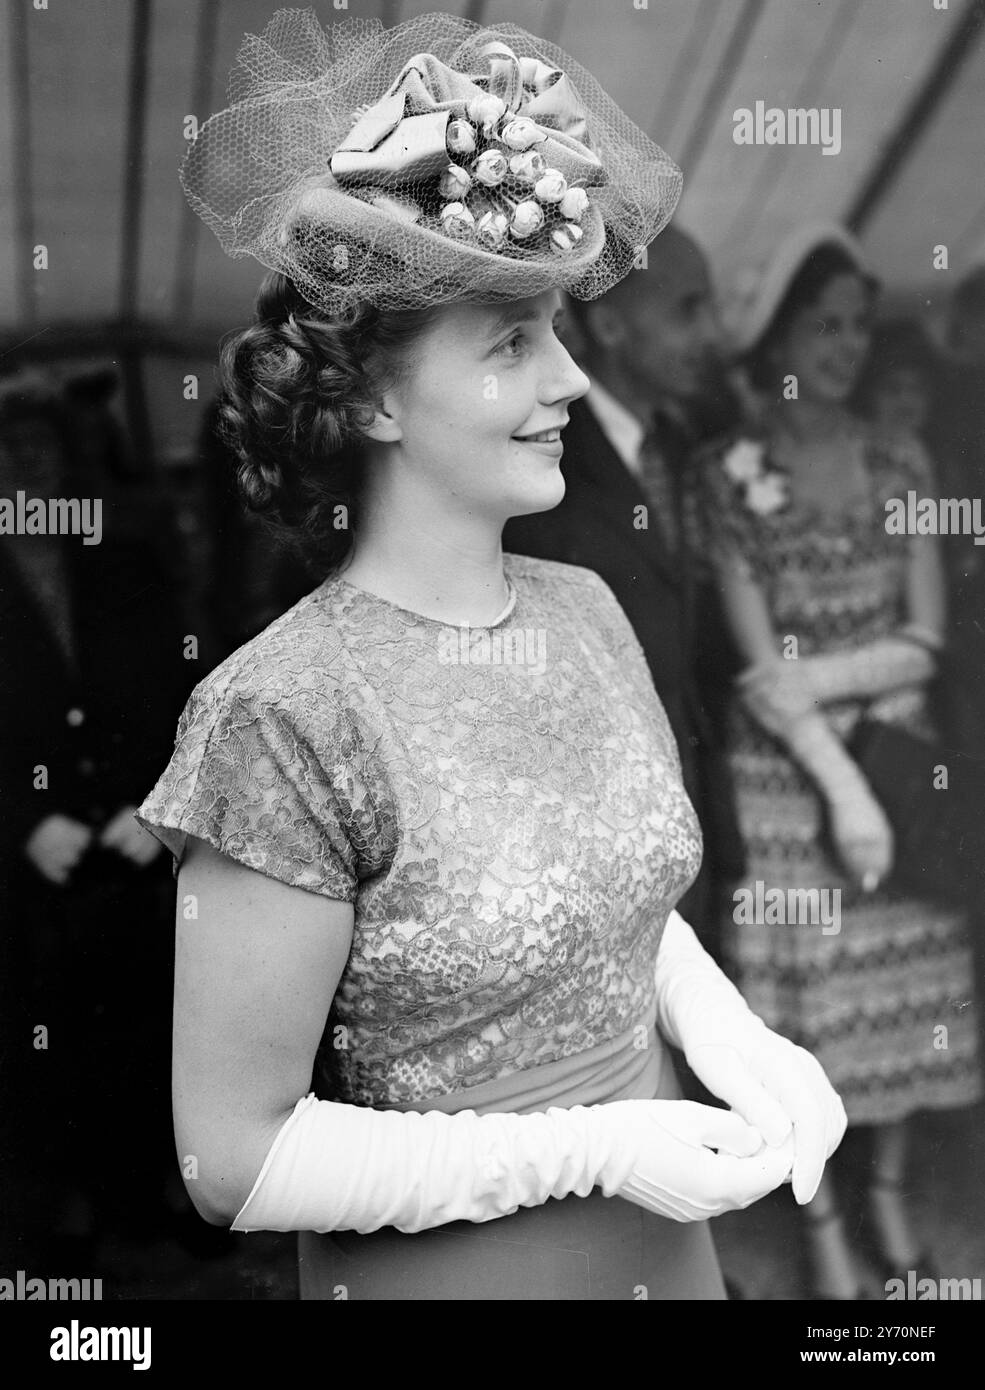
[436, 97, 590, 254]
[722, 438, 788, 516]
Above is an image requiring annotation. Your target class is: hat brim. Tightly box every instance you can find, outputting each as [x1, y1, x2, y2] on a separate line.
[269, 181, 609, 309]
[727, 223, 867, 355]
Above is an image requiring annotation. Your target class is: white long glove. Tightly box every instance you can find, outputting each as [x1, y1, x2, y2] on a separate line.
[737, 692, 894, 890]
[231, 1091, 795, 1236]
[737, 627, 939, 718]
[654, 910, 847, 1205]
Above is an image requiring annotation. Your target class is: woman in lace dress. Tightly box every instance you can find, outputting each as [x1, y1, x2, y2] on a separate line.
[696, 226, 982, 1298]
[136, 11, 845, 1300]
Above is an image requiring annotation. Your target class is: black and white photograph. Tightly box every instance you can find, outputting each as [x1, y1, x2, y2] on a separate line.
[1, 0, 984, 1345]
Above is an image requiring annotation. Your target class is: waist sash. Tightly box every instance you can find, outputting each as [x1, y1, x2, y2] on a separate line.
[382, 1002, 670, 1117]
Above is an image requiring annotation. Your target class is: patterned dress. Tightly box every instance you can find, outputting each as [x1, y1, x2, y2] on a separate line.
[696, 424, 981, 1125]
[137, 554, 725, 1299]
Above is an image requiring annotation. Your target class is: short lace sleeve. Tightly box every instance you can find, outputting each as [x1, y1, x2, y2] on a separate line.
[136, 673, 373, 901]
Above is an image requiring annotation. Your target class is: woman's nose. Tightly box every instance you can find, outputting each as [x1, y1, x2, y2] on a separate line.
[842, 324, 871, 356]
[543, 340, 590, 405]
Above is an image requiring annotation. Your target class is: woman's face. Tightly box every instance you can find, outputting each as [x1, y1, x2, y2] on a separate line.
[380, 289, 590, 522]
[775, 272, 873, 405]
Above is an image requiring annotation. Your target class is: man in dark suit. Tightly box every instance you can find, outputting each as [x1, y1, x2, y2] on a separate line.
[503, 227, 744, 950]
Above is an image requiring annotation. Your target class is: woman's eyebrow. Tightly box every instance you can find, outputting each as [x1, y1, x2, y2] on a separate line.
[484, 304, 544, 337]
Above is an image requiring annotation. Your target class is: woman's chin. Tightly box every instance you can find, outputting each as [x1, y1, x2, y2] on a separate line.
[505, 472, 567, 519]
[809, 373, 857, 403]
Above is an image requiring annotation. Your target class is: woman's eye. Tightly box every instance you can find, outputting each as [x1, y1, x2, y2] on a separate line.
[497, 331, 527, 357]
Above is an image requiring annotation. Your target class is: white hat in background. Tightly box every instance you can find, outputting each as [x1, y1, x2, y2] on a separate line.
[722, 222, 869, 356]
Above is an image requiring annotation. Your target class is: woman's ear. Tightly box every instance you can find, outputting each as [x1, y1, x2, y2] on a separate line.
[360, 401, 403, 444]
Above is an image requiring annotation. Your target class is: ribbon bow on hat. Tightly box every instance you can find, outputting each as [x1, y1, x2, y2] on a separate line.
[284, 35, 606, 262]
[329, 41, 602, 189]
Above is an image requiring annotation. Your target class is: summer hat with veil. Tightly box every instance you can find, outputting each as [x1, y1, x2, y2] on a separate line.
[179, 6, 684, 313]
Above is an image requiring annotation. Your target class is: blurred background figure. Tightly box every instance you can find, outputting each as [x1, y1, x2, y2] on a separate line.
[63, 368, 140, 486]
[695, 227, 982, 1298]
[922, 265, 985, 1068]
[0, 367, 198, 1267]
[924, 266, 985, 770]
[504, 227, 746, 954]
[853, 319, 938, 441]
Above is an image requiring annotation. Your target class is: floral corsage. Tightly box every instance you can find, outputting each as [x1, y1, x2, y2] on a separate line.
[721, 438, 788, 517]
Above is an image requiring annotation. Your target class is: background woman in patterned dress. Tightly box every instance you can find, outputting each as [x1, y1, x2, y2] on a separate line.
[697, 227, 982, 1298]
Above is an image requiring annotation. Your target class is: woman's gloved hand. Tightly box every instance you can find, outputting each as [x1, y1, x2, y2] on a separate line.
[100, 805, 164, 868]
[23, 813, 93, 886]
[654, 911, 847, 1205]
[681, 1019, 846, 1206]
[595, 1098, 794, 1221]
[737, 632, 938, 718]
[826, 782, 894, 892]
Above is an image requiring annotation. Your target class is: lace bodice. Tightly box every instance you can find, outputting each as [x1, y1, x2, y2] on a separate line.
[138, 554, 701, 1107]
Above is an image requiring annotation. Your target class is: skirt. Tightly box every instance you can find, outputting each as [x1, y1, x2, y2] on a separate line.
[298, 1187, 726, 1301]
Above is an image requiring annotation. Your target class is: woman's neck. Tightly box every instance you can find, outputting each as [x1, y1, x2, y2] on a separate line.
[340, 469, 510, 627]
[767, 394, 854, 445]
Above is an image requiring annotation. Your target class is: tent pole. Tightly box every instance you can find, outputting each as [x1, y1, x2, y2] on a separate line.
[847, 0, 985, 234]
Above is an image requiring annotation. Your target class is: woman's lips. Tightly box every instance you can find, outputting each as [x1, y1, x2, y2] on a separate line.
[512, 427, 563, 443]
[511, 425, 565, 456]
[513, 436, 563, 457]
[820, 360, 857, 387]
